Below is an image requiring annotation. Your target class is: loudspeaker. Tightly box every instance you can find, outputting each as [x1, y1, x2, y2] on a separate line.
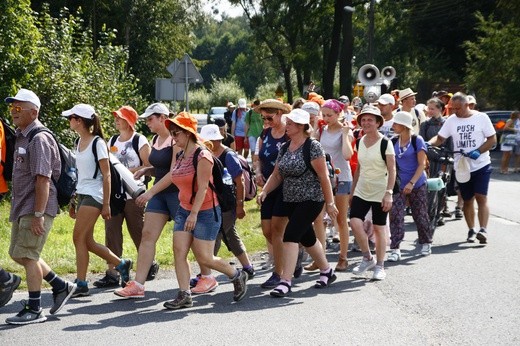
[358, 64, 380, 86]
[381, 66, 396, 82]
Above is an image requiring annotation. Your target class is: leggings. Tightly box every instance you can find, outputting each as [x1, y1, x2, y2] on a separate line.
[283, 200, 325, 247]
[389, 183, 432, 248]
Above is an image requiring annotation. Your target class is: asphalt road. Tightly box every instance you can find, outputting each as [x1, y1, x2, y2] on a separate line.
[0, 152, 519, 345]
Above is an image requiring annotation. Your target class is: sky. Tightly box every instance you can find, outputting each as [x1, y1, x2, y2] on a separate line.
[203, 0, 244, 19]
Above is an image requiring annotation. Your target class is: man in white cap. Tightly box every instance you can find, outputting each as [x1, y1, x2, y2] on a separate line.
[376, 93, 396, 138]
[3, 89, 77, 324]
[467, 95, 477, 110]
[231, 98, 249, 158]
[397, 88, 426, 133]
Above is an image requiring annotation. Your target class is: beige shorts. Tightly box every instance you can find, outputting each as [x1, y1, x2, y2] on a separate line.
[9, 214, 54, 261]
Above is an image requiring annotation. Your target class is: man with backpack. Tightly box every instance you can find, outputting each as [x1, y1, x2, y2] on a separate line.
[0, 117, 10, 197]
[4, 88, 77, 324]
[189, 124, 255, 294]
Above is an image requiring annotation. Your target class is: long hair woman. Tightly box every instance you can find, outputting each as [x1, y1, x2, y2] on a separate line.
[63, 104, 132, 297]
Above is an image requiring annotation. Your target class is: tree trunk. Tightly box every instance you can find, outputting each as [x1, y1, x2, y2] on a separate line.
[340, 0, 354, 97]
[323, 0, 345, 99]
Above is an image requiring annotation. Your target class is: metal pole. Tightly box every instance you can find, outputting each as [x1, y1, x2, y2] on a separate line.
[185, 58, 189, 112]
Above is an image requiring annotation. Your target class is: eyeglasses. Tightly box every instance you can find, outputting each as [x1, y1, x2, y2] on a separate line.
[262, 116, 274, 121]
[8, 104, 33, 113]
[170, 130, 183, 137]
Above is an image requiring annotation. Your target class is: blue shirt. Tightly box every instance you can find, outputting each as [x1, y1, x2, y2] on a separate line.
[393, 135, 428, 189]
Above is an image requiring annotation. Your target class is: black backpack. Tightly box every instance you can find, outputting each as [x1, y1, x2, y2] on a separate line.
[109, 133, 151, 187]
[1, 118, 16, 181]
[28, 128, 77, 208]
[92, 136, 126, 216]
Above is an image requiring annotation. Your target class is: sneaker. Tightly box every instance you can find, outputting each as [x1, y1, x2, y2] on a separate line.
[387, 249, 401, 262]
[116, 259, 133, 287]
[190, 273, 201, 288]
[293, 248, 304, 279]
[0, 273, 21, 308]
[476, 229, 488, 244]
[441, 209, 452, 218]
[352, 257, 376, 276]
[420, 243, 432, 256]
[372, 265, 386, 281]
[114, 280, 145, 298]
[437, 217, 445, 226]
[261, 254, 274, 270]
[71, 284, 89, 298]
[455, 207, 463, 219]
[467, 229, 477, 243]
[163, 290, 192, 310]
[6, 302, 46, 325]
[243, 266, 256, 280]
[192, 276, 219, 294]
[260, 272, 281, 289]
[50, 281, 77, 315]
[93, 272, 120, 288]
[146, 260, 160, 281]
[231, 270, 248, 302]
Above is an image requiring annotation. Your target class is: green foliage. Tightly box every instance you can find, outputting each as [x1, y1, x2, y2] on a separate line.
[464, 13, 520, 109]
[255, 82, 282, 101]
[189, 88, 211, 113]
[209, 79, 247, 107]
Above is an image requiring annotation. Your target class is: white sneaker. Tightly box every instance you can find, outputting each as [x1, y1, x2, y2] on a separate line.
[387, 249, 401, 262]
[352, 257, 376, 276]
[372, 265, 386, 280]
[421, 243, 432, 256]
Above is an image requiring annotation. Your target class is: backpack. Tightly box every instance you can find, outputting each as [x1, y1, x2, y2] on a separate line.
[92, 137, 126, 216]
[28, 128, 78, 208]
[109, 133, 151, 187]
[0, 119, 16, 181]
[279, 138, 338, 194]
[220, 148, 257, 201]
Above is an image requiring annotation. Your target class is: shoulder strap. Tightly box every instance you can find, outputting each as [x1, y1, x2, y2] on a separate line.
[92, 136, 101, 179]
[219, 147, 232, 168]
[279, 140, 290, 158]
[109, 135, 118, 148]
[411, 134, 417, 152]
[190, 147, 204, 204]
[131, 134, 142, 165]
[152, 134, 158, 145]
[355, 137, 360, 151]
[381, 137, 389, 163]
[302, 137, 315, 174]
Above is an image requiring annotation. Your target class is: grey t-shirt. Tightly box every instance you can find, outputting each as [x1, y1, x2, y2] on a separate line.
[277, 139, 325, 203]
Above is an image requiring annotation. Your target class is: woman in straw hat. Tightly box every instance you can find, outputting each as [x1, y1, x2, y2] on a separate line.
[162, 112, 248, 309]
[258, 108, 339, 297]
[350, 105, 396, 281]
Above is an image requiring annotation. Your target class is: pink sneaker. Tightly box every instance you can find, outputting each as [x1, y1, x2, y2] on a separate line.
[114, 281, 145, 298]
[191, 276, 218, 294]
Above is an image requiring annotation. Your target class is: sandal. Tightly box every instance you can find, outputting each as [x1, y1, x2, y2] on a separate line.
[314, 268, 337, 289]
[270, 281, 291, 297]
[335, 256, 348, 272]
[304, 262, 319, 271]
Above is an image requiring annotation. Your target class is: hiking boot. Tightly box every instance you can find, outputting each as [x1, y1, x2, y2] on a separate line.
[146, 260, 160, 281]
[260, 272, 281, 289]
[232, 270, 248, 302]
[114, 280, 145, 298]
[71, 284, 89, 298]
[372, 265, 387, 281]
[116, 259, 133, 287]
[190, 273, 201, 288]
[476, 229, 488, 244]
[0, 273, 21, 308]
[50, 281, 77, 315]
[243, 266, 256, 280]
[6, 302, 46, 325]
[420, 243, 432, 256]
[93, 272, 120, 288]
[455, 207, 463, 219]
[192, 276, 219, 294]
[352, 257, 376, 276]
[163, 291, 192, 310]
[467, 229, 477, 243]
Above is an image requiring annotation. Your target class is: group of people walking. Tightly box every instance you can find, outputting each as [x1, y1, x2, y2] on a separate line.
[0, 86, 497, 325]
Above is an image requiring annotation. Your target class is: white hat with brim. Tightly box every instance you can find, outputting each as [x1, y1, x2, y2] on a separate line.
[356, 105, 384, 126]
[399, 88, 417, 100]
[393, 111, 413, 130]
[139, 102, 173, 119]
[5, 88, 41, 109]
[254, 99, 291, 114]
[284, 108, 310, 125]
[200, 124, 224, 141]
[62, 103, 96, 119]
[301, 101, 320, 116]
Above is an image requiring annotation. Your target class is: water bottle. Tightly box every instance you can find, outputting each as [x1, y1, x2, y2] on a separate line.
[222, 167, 233, 186]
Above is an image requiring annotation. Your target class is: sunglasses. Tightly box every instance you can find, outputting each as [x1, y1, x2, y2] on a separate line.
[68, 115, 81, 121]
[170, 130, 183, 137]
[9, 104, 33, 113]
[262, 116, 274, 121]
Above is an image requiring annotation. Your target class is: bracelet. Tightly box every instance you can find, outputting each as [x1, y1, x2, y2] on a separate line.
[327, 202, 336, 207]
[408, 181, 415, 186]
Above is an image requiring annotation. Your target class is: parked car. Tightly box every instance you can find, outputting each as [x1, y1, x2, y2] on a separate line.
[207, 106, 227, 124]
[484, 110, 513, 149]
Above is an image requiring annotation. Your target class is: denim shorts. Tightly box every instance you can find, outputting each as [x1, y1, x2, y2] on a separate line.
[145, 191, 180, 220]
[77, 194, 103, 210]
[173, 206, 222, 241]
[336, 181, 352, 196]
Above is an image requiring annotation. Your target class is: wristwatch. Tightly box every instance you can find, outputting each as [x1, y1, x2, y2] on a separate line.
[34, 211, 45, 218]
[385, 189, 393, 195]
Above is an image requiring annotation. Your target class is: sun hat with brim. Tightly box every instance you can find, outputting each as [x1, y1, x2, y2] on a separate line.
[301, 101, 320, 116]
[139, 102, 173, 119]
[164, 111, 198, 137]
[254, 99, 291, 114]
[393, 111, 413, 130]
[285, 109, 310, 125]
[356, 105, 384, 127]
[113, 106, 138, 130]
[62, 104, 96, 119]
[200, 124, 224, 141]
[5, 88, 41, 109]
[399, 88, 417, 100]
[467, 95, 477, 104]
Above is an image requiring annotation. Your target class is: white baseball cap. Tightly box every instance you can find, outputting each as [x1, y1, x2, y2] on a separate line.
[238, 98, 247, 108]
[139, 102, 173, 118]
[61, 104, 96, 119]
[377, 93, 395, 106]
[285, 108, 310, 125]
[5, 88, 41, 109]
[200, 124, 224, 141]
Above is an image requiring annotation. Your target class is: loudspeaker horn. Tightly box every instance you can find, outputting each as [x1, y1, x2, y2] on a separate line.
[381, 66, 396, 82]
[358, 64, 380, 86]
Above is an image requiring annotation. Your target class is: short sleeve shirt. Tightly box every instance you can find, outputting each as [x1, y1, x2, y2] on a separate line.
[320, 127, 352, 182]
[278, 139, 325, 203]
[75, 136, 109, 204]
[232, 109, 247, 136]
[393, 135, 428, 189]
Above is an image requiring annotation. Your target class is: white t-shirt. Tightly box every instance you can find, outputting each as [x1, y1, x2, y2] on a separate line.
[379, 119, 395, 139]
[320, 127, 352, 182]
[438, 112, 495, 172]
[354, 136, 395, 202]
[76, 137, 109, 204]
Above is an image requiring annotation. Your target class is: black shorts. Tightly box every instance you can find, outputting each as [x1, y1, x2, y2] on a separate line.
[349, 196, 388, 226]
[260, 186, 288, 220]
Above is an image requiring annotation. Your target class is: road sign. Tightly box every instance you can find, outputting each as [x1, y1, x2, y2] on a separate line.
[166, 59, 180, 76]
[155, 78, 185, 101]
[171, 54, 203, 84]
